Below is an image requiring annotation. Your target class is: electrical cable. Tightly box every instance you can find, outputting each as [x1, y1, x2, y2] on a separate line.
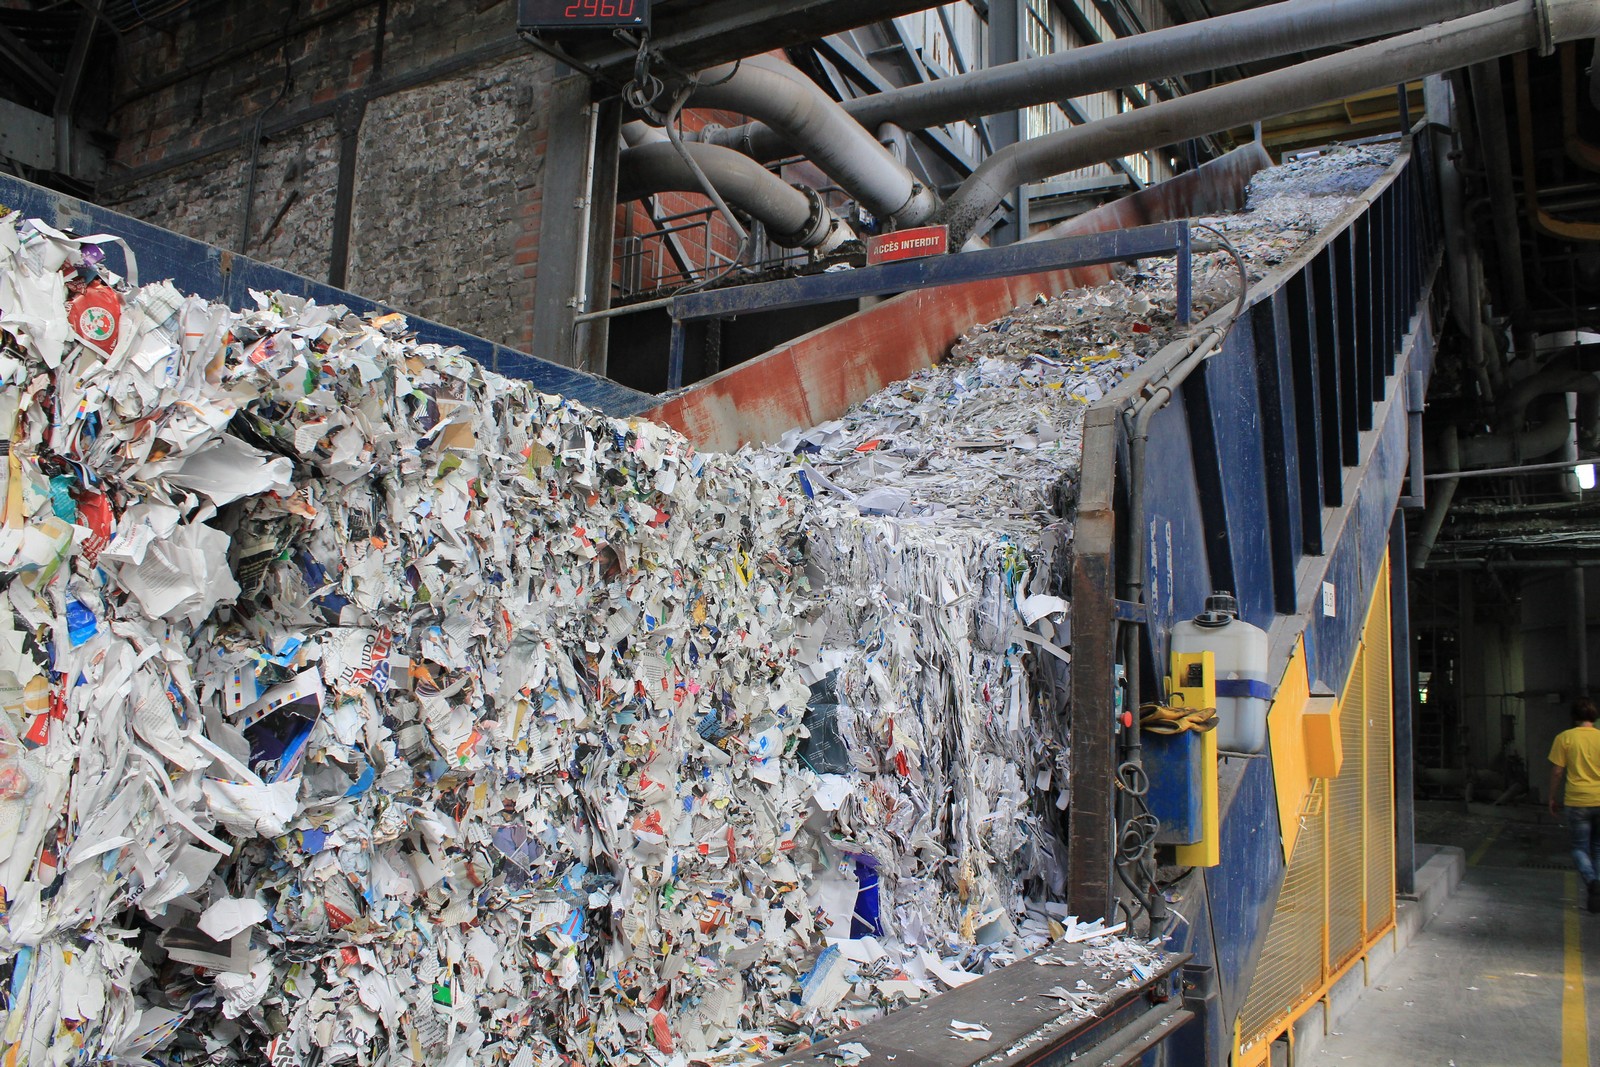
[619, 39, 751, 294]
[1191, 220, 1249, 327]
[660, 84, 750, 294]
[1113, 752, 1164, 930]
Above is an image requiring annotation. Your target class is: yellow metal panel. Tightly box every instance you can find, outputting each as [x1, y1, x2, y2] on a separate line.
[1236, 779, 1328, 1057]
[1236, 550, 1403, 1060]
[1364, 560, 1396, 937]
[1302, 692, 1344, 779]
[1169, 651, 1220, 868]
[1326, 630, 1367, 971]
[1267, 638, 1312, 862]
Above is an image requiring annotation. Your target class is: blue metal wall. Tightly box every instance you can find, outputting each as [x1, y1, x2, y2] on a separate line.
[0, 174, 656, 416]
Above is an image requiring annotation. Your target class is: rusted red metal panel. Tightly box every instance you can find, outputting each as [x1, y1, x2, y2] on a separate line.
[647, 143, 1272, 451]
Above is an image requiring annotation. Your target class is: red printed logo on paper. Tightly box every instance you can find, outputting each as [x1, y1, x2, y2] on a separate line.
[69, 284, 122, 354]
[78, 307, 114, 341]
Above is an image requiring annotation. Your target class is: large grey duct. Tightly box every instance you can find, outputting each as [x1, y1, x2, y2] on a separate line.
[1468, 59, 1530, 357]
[1504, 363, 1600, 448]
[617, 140, 851, 254]
[704, 0, 1508, 164]
[937, 0, 1600, 244]
[1426, 75, 1497, 405]
[622, 122, 669, 147]
[1456, 364, 1600, 467]
[1413, 427, 1460, 571]
[690, 55, 937, 226]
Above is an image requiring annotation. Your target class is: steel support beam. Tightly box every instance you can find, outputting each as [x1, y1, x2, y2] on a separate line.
[531, 75, 598, 370]
[988, 0, 1025, 244]
[561, 0, 947, 79]
[1068, 402, 1120, 923]
[672, 221, 1190, 321]
[0, 25, 61, 101]
[1390, 510, 1417, 897]
[666, 221, 1192, 388]
[814, 36, 983, 176]
[53, 0, 102, 177]
[327, 96, 366, 289]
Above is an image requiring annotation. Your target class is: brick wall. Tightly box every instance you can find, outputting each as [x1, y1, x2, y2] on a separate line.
[100, 0, 555, 350]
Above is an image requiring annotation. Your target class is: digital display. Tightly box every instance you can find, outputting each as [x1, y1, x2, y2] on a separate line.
[518, 0, 650, 30]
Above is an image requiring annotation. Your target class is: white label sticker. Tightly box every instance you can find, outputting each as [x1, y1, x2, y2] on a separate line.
[1321, 581, 1336, 617]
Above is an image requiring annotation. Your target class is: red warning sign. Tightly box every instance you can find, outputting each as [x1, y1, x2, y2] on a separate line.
[866, 224, 949, 266]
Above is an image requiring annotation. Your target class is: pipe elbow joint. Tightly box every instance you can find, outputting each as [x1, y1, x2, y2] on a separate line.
[891, 182, 940, 228]
[771, 183, 853, 254]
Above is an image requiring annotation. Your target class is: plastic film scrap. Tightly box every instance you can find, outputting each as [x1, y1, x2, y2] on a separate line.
[0, 142, 1391, 1066]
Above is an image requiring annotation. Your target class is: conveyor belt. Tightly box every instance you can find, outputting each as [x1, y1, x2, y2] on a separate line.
[761, 942, 1192, 1067]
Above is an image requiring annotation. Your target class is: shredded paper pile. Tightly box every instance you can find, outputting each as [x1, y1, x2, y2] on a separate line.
[0, 143, 1388, 1066]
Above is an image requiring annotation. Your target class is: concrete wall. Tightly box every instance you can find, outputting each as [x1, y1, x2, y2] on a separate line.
[98, 0, 554, 351]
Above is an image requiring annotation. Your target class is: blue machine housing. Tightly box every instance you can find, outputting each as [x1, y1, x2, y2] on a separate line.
[1067, 133, 1440, 1064]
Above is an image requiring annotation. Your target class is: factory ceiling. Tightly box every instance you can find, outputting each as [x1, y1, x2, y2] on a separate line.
[1419, 41, 1600, 570]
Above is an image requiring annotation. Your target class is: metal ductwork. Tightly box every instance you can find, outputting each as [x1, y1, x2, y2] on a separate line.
[1467, 58, 1533, 359]
[1413, 427, 1460, 571]
[936, 0, 1600, 244]
[689, 55, 937, 226]
[1503, 362, 1600, 450]
[617, 140, 851, 254]
[622, 122, 669, 147]
[1427, 76, 1498, 404]
[1454, 364, 1600, 467]
[704, 0, 1510, 165]
[1458, 393, 1580, 466]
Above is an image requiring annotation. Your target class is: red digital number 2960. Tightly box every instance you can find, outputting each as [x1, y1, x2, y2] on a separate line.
[564, 0, 636, 16]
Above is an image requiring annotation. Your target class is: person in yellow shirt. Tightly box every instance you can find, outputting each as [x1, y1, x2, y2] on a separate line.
[1549, 698, 1600, 913]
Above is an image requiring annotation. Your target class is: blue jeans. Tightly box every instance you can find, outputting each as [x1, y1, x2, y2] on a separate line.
[1567, 805, 1600, 886]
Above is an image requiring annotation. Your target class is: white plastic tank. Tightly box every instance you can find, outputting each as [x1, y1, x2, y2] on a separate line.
[1170, 591, 1271, 753]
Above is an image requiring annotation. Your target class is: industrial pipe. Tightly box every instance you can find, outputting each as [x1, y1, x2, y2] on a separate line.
[937, 0, 1600, 245]
[690, 55, 937, 226]
[1426, 76, 1496, 405]
[622, 121, 668, 147]
[1459, 391, 1590, 466]
[617, 141, 852, 253]
[1468, 59, 1532, 356]
[1412, 426, 1460, 571]
[1501, 362, 1600, 451]
[704, 0, 1510, 165]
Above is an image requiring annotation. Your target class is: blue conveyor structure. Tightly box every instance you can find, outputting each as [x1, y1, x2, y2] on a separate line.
[1067, 132, 1440, 1064]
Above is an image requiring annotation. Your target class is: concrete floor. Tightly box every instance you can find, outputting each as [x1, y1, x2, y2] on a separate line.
[1305, 803, 1598, 1067]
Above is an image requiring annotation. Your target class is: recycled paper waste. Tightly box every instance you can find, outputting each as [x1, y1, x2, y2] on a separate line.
[0, 142, 1389, 1065]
